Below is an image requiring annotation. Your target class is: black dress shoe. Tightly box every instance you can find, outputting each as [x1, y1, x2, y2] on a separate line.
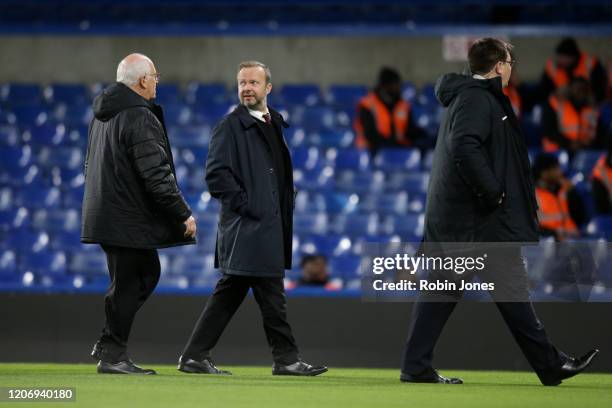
[177, 356, 232, 375]
[272, 360, 328, 376]
[541, 349, 599, 386]
[97, 360, 156, 375]
[401, 369, 463, 384]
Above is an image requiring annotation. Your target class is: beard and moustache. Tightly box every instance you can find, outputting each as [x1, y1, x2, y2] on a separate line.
[240, 92, 265, 110]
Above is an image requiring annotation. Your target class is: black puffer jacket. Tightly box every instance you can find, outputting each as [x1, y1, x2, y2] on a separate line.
[424, 74, 539, 242]
[81, 82, 194, 249]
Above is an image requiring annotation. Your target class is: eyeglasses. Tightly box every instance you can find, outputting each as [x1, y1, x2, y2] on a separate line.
[145, 72, 161, 81]
[503, 59, 516, 68]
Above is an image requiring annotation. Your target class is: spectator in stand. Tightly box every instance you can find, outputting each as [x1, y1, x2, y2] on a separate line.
[296, 255, 342, 290]
[541, 77, 604, 153]
[533, 153, 587, 241]
[354, 67, 424, 153]
[592, 140, 612, 214]
[539, 37, 607, 104]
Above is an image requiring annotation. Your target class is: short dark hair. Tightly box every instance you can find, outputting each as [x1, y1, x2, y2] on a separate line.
[377, 67, 401, 87]
[237, 60, 271, 84]
[555, 37, 580, 57]
[300, 254, 326, 268]
[468, 38, 513, 76]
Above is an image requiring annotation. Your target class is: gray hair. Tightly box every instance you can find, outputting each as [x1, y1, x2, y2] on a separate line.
[238, 60, 271, 84]
[116, 54, 153, 86]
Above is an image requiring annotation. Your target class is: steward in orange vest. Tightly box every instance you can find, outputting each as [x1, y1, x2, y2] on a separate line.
[533, 154, 587, 241]
[354, 67, 423, 152]
[591, 152, 612, 214]
[541, 78, 601, 153]
[540, 37, 607, 103]
[503, 81, 522, 118]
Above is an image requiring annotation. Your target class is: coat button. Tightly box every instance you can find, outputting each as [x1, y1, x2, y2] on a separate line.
[269, 168, 274, 173]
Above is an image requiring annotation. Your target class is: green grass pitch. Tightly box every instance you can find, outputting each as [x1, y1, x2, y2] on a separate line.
[0, 364, 611, 408]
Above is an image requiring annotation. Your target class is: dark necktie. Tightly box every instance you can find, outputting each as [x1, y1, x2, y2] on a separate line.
[263, 113, 271, 124]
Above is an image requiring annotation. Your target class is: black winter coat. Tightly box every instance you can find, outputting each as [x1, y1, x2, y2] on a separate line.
[206, 105, 294, 277]
[81, 83, 194, 249]
[424, 74, 539, 242]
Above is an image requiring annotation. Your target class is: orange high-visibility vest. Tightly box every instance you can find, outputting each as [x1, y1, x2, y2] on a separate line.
[354, 92, 410, 149]
[542, 95, 598, 152]
[503, 85, 522, 118]
[536, 182, 578, 238]
[592, 155, 612, 203]
[545, 52, 597, 89]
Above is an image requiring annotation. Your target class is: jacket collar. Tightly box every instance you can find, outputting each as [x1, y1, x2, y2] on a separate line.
[234, 104, 289, 130]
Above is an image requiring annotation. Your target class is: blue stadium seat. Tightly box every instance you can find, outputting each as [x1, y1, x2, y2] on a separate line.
[281, 84, 320, 106]
[417, 83, 437, 107]
[321, 191, 359, 214]
[18, 185, 61, 209]
[11, 230, 50, 252]
[293, 167, 335, 191]
[291, 146, 321, 171]
[402, 81, 417, 102]
[374, 148, 421, 171]
[0, 187, 13, 211]
[291, 106, 335, 132]
[293, 213, 328, 235]
[186, 82, 228, 106]
[586, 216, 612, 239]
[37, 147, 83, 170]
[386, 172, 429, 193]
[284, 127, 306, 148]
[162, 104, 191, 127]
[51, 230, 94, 252]
[0, 83, 42, 106]
[327, 147, 370, 171]
[49, 167, 84, 188]
[69, 251, 107, 276]
[335, 170, 384, 194]
[31, 209, 80, 232]
[63, 185, 84, 208]
[572, 150, 604, 175]
[327, 85, 368, 108]
[330, 254, 362, 281]
[360, 191, 408, 215]
[330, 213, 379, 236]
[11, 106, 49, 126]
[60, 105, 93, 127]
[170, 125, 210, 148]
[308, 130, 354, 148]
[299, 235, 352, 258]
[179, 145, 208, 166]
[21, 250, 67, 276]
[155, 84, 182, 105]
[0, 146, 33, 171]
[422, 149, 435, 170]
[0, 125, 19, 146]
[1, 164, 41, 187]
[46, 83, 89, 106]
[193, 103, 234, 126]
[169, 256, 210, 277]
[0, 207, 30, 232]
[28, 123, 67, 146]
[185, 168, 207, 192]
[382, 214, 424, 241]
[0, 249, 17, 278]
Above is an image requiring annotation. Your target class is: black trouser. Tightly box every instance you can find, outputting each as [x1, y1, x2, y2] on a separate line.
[182, 274, 299, 365]
[401, 247, 567, 384]
[96, 245, 160, 363]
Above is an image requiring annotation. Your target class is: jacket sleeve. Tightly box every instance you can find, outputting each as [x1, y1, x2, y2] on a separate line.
[541, 102, 570, 149]
[205, 119, 248, 214]
[449, 90, 503, 208]
[125, 119, 192, 222]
